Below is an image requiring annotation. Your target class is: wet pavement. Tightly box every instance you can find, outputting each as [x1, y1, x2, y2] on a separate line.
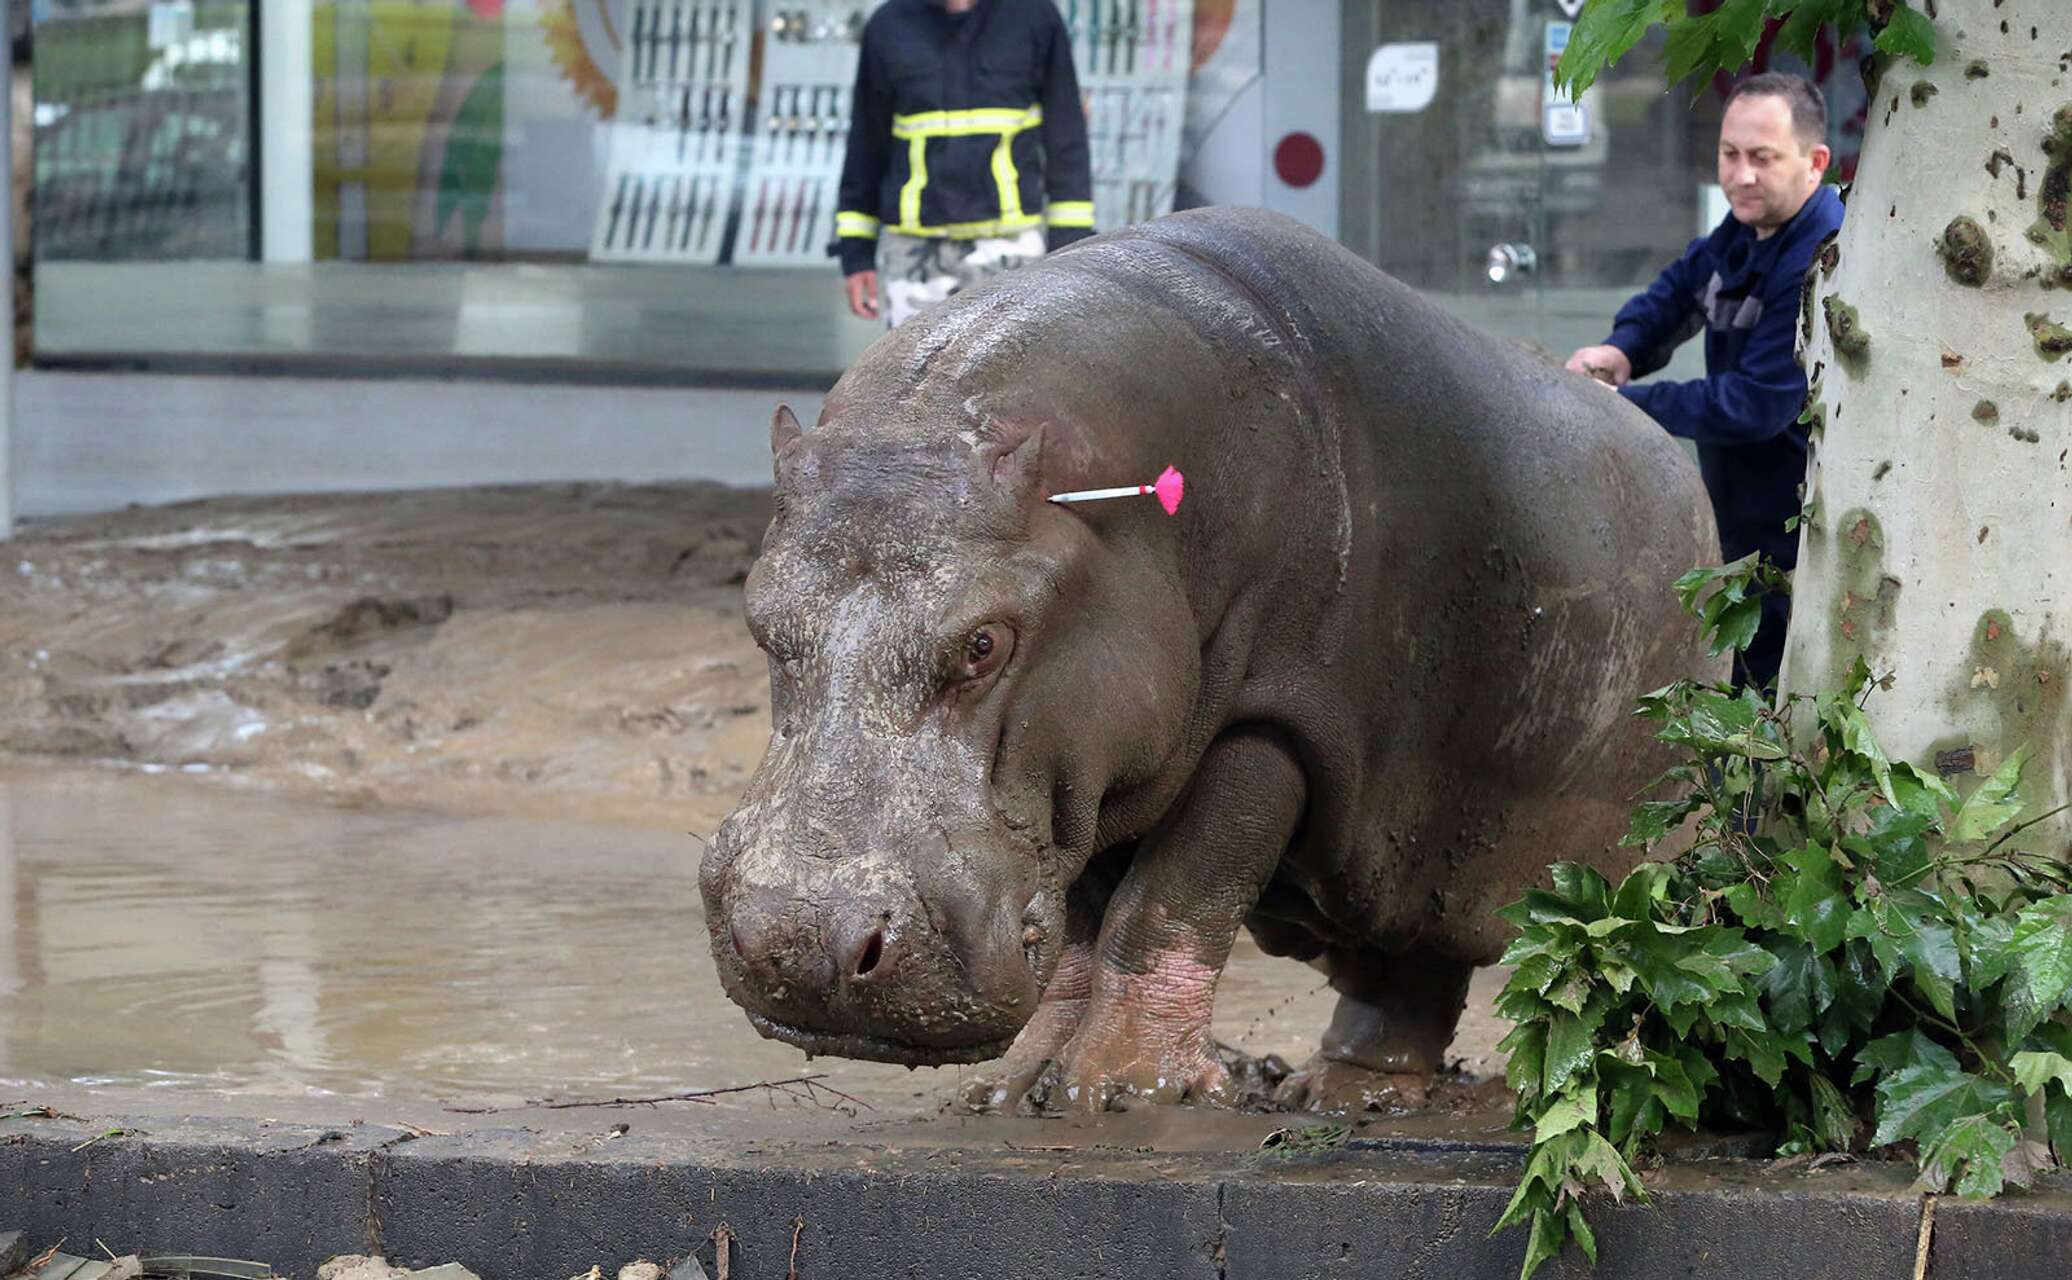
[0, 761, 1507, 1114]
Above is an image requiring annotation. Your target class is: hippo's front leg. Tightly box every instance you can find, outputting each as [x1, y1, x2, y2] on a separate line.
[959, 874, 1104, 1112]
[1038, 730, 1303, 1111]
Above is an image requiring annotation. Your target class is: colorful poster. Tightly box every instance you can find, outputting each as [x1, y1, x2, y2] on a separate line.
[313, 1, 508, 259]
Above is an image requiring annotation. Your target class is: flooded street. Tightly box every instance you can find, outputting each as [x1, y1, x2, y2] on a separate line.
[0, 762, 1503, 1112]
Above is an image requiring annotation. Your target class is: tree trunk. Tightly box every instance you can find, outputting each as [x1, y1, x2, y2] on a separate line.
[1784, 0, 2070, 853]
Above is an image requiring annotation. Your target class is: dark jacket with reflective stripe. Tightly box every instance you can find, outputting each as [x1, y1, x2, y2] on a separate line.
[1610, 184, 1845, 568]
[834, 0, 1094, 275]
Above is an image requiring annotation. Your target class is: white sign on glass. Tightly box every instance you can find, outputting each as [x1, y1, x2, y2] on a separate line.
[1542, 20, 1591, 146]
[1365, 43, 1439, 114]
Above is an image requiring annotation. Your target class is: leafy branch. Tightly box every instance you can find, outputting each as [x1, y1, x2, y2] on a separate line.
[1493, 557, 2072, 1280]
[1554, 0, 1936, 100]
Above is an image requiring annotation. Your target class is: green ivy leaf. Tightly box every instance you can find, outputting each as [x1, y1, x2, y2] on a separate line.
[1663, 0, 1768, 90]
[1776, 0, 1860, 64]
[1708, 594, 1765, 657]
[1916, 1114, 2018, 1198]
[1705, 989, 1770, 1035]
[1661, 691, 1789, 760]
[1781, 843, 1852, 954]
[1624, 797, 1702, 847]
[1948, 746, 2031, 843]
[1854, 891, 1964, 1021]
[1806, 1071, 1860, 1151]
[1723, 881, 1777, 928]
[2010, 1051, 2072, 1096]
[1545, 1011, 1599, 1095]
[1956, 900, 2017, 991]
[1821, 697, 1901, 810]
[1601, 1059, 1664, 1149]
[1629, 925, 1733, 1010]
[1611, 862, 1676, 919]
[1573, 1128, 1648, 1202]
[1888, 762, 1959, 826]
[1646, 1049, 1701, 1122]
[1863, 807, 1936, 890]
[1726, 1025, 1790, 1087]
[1818, 941, 1887, 1057]
[1563, 1200, 1598, 1266]
[2003, 897, 2072, 1043]
[1520, 1204, 1565, 1280]
[2048, 1085, 2072, 1164]
[1872, 1063, 2019, 1148]
[1854, 1027, 1957, 1086]
[1552, 863, 1616, 919]
[1500, 1021, 1549, 1106]
[1764, 939, 1840, 1036]
[1873, 2, 1939, 67]
[1553, 0, 1679, 99]
[1534, 1077, 1601, 1142]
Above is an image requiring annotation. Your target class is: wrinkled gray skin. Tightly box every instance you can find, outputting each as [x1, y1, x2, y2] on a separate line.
[701, 207, 1721, 1113]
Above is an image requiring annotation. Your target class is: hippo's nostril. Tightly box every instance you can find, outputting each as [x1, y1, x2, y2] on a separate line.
[854, 928, 886, 977]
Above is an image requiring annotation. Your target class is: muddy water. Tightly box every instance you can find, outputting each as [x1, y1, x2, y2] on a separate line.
[0, 763, 1504, 1113]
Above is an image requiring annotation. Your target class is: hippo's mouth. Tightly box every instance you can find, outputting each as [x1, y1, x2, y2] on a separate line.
[745, 1010, 1017, 1067]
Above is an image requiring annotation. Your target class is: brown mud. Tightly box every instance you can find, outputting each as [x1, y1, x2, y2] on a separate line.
[0, 483, 777, 833]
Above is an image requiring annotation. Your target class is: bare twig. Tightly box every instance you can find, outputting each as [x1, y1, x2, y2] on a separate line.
[27, 1240, 64, 1272]
[70, 1127, 133, 1153]
[711, 1224, 734, 1280]
[444, 1074, 869, 1115]
[787, 1216, 804, 1280]
[1913, 1193, 1938, 1280]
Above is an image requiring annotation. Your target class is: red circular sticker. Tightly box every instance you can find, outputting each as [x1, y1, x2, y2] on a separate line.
[1273, 132, 1325, 189]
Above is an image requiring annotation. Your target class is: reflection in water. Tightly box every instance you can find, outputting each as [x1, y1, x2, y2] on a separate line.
[0, 764, 1355, 1111]
[0, 763, 954, 1109]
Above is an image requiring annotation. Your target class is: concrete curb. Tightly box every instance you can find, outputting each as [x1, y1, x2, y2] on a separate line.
[4, 1101, 2068, 1280]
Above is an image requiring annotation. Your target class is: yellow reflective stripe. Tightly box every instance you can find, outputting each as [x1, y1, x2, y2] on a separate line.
[1047, 201, 1095, 228]
[991, 132, 1024, 222]
[885, 213, 1046, 238]
[899, 133, 928, 230]
[835, 211, 881, 238]
[890, 106, 1043, 138]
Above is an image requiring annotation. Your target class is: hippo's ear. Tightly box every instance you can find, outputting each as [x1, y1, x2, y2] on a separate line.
[770, 404, 805, 488]
[986, 425, 1046, 505]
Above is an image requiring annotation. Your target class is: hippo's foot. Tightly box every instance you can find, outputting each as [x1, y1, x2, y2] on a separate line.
[1273, 1054, 1430, 1113]
[1029, 1017, 1234, 1112]
[1021, 960, 1238, 1112]
[959, 991, 1088, 1114]
[1273, 953, 1476, 1114]
[970, 953, 1236, 1113]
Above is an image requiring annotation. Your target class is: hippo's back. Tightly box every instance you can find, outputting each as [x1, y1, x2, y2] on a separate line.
[1087, 209, 1721, 956]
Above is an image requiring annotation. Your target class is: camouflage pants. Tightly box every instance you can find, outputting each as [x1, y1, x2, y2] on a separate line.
[876, 228, 1047, 328]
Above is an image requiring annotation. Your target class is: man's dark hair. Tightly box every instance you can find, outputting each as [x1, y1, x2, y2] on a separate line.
[1727, 72, 1828, 151]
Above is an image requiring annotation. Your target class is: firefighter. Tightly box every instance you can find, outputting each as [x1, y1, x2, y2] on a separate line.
[833, 0, 1095, 327]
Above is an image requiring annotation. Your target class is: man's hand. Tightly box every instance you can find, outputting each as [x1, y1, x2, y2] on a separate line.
[1565, 344, 1632, 387]
[845, 270, 881, 321]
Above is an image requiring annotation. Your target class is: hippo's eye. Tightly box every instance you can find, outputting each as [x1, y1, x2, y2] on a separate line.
[957, 624, 1015, 684]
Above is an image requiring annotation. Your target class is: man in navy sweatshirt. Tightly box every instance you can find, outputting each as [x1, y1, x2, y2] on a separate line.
[1567, 72, 1844, 693]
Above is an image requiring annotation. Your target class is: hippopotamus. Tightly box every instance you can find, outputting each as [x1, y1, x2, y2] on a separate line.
[700, 206, 1719, 1112]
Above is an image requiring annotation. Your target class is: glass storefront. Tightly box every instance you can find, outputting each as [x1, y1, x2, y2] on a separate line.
[25, 0, 1871, 384]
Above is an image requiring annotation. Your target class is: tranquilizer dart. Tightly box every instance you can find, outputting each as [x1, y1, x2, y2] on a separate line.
[1047, 465, 1185, 515]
